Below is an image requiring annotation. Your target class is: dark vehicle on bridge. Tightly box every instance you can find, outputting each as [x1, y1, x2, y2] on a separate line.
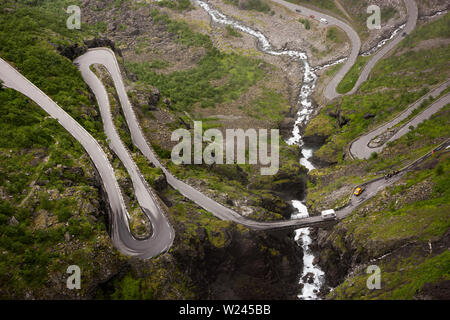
[385, 170, 400, 179]
[296, 9, 301, 13]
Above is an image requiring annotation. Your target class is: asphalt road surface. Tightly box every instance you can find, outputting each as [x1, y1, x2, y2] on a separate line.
[350, 81, 450, 159]
[1, 48, 446, 256]
[270, 0, 360, 100]
[271, 0, 418, 100]
[0, 0, 440, 257]
[347, 0, 418, 96]
[73, 49, 329, 231]
[0, 57, 174, 259]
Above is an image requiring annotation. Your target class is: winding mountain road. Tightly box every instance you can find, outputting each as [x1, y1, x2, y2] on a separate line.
[350, 81, 450, 159]
[1, 0, 443, 258]
[269, 0, 360, 100]
[0, 58, 174, 259]
[0, 57, 174, 259]
[74, 48, 330, 231]
[347, 0, 418, 96]
[1, 46, 447, 256]
[270, 0, 418, 100]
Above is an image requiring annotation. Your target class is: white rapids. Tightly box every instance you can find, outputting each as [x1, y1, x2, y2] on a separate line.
[194, 0, 318, 150]
[313, 22, 408, 72]
[294, 227, 326, 300]
[194, 0, 324, 300]
[361, 23, 406, 56]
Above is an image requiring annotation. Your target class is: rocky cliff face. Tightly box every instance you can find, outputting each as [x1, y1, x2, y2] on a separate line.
[174, 227, 302, 299]
[314, 225, 450, 299]
[3, 163, 303, 300]
[94, 182, 303, 300]
[310, 152, 450, 299]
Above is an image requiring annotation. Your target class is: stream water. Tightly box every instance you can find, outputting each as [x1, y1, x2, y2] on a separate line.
[361, 23, 406, 56]
[312, 23, 407, 72]
[193, 0, 424, 299]
[194, 0, 325, 299]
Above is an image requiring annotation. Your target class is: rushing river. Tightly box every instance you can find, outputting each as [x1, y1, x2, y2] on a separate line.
[313, 22, 407, 72]
[194, 0, 419, 299]
[194, 0, 324, 299]
[361, 23, 406, 56]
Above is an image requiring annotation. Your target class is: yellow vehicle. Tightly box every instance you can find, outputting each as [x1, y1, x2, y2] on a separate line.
[354, 187, 364, 196]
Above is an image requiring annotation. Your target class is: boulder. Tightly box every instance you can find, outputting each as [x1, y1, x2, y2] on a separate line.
[83, 38, 122, 57]
[57, 43, 87, 61]
[164, 97, 171, 108]
[148, 87, 161, 107]
[153, 174, 168, 192]
[279, 117, 295, 136]
[302, 272, 315, 284]
[8, 216, 19, 226]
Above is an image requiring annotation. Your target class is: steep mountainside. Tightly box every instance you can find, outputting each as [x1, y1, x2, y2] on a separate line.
[0, 0, 303, 299]
[303, 12, 450, 299]
[0, 0, 448, 300]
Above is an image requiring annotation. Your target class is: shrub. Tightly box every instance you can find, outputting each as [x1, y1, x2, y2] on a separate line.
[369, 152, 378, 160]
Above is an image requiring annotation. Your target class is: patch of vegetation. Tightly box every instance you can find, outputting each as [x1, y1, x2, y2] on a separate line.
[298, 18, 311, 30]
[326, 26, 345, 44]
[157, 0, 194, 12]
[381, 6, 397, 23]
[400, 12, 450, 49]
[225, 25, 243, 38]
[0, 0, 107, 143]
[148, 59, 169, 69]
[303, 114, 335, 138]
[150, 9, 212, 48]
[336, 55, 370, 94]
[127, 48, 266, 112]
[151, 142, 172, 159]
[225, 0, 271, 13]
[134, 154, 165, 188]
[310, 13, 450, 164]
[104, 256, 196, 299]
[331, 251, 450, 299]
[323, 62, 343, 78]
[245, 88, 290, 124]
